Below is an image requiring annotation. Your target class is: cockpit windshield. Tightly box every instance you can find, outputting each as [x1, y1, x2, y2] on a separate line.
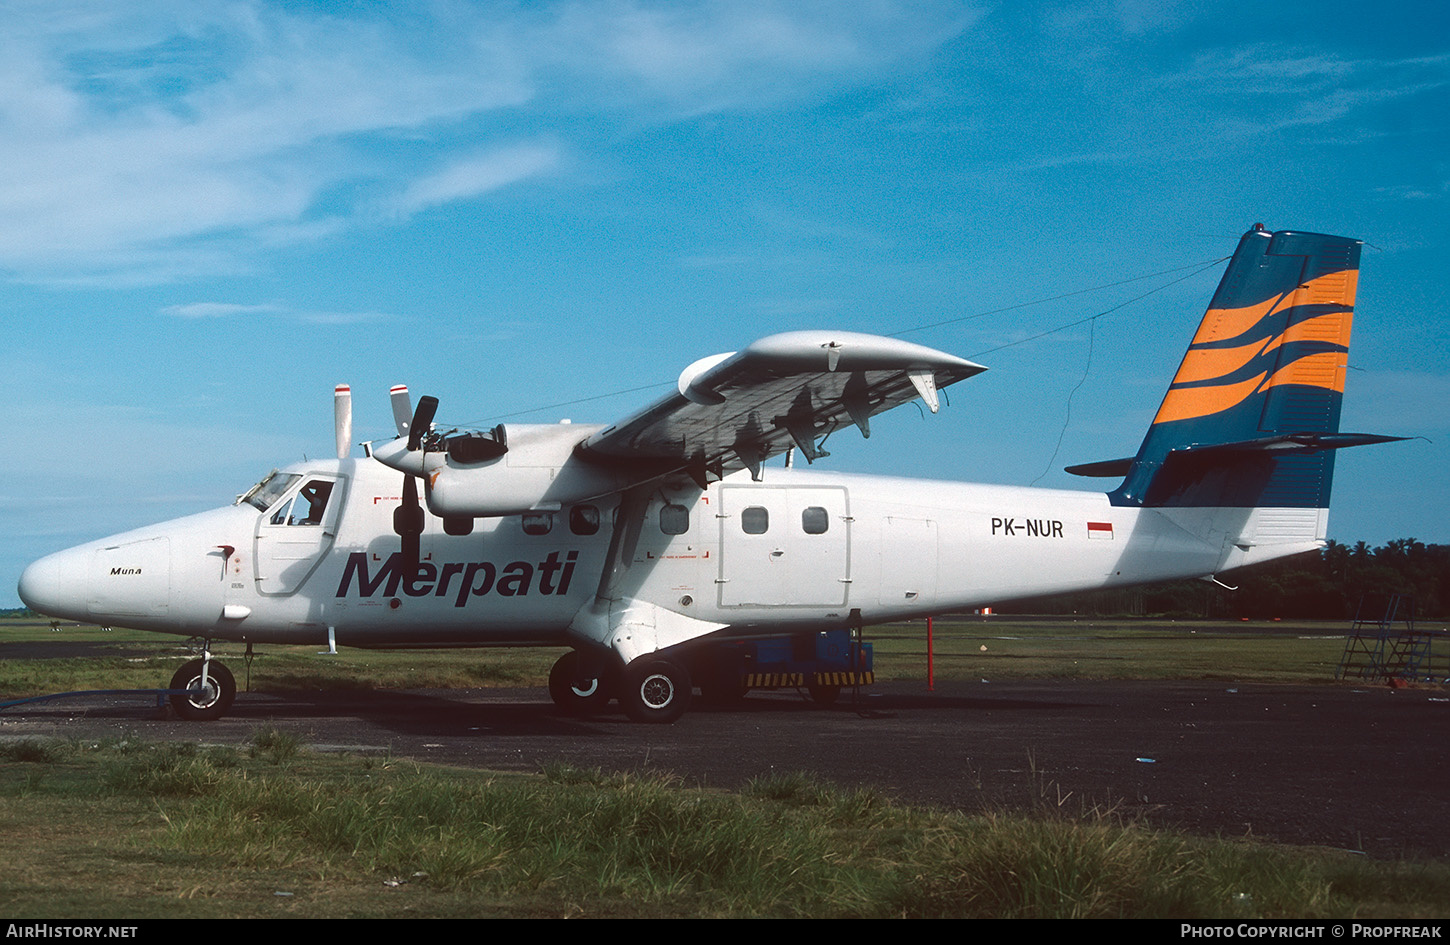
[237, 470, 301, 512]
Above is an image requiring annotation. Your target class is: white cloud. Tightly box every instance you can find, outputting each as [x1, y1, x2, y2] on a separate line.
[158, 300, 387, 323]
[160, 301, 278, 318]
[389, 144, 562, 216]
[0, 1, 974, 285]
[1162, 45, 1450, 136]
[544, 0, 978, 112]
[0, 3, 534, 282]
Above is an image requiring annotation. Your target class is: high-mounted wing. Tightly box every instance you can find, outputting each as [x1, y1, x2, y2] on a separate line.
[367, 330, 984, 518]
[578, 330, 985, 486]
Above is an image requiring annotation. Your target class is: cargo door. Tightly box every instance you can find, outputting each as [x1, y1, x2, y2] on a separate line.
[717, 485, 849, 607]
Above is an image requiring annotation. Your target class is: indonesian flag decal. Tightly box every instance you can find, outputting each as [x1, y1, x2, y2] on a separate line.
[1087, 521, 1114, 540]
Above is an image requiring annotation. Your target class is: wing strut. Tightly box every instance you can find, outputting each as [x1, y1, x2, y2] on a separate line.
[567, 485, 727, 665]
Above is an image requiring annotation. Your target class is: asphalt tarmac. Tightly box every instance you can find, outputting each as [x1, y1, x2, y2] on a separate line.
[3, 676, 1446, 861]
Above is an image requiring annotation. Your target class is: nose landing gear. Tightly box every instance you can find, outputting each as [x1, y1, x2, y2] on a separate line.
[169, 656, 236, 721]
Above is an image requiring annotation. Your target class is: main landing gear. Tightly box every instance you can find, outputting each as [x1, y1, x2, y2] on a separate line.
[548, 650, 614, 715]
[169, 655, 236, 721]
[621, 658, 692, 724]
[547, 651, 693, 724]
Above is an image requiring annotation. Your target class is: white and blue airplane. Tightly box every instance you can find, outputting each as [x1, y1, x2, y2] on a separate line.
[17, 225, 1399, 722]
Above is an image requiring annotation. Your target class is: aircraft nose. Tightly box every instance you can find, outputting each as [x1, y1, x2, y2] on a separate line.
[21, 532, 179, 627]
[18, 550, 76, 619]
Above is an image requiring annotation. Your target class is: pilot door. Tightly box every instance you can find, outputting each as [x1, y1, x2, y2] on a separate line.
[717, 485, 850, 607]
[253, 475, 347, 594]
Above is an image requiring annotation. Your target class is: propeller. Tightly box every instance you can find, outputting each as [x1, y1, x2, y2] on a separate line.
[408, 395, 439, 452]
[371, 390, 506, 560]
[390, 385, 413, 438]
[333, 385, 352, 460]
[392, 395, 438, 571]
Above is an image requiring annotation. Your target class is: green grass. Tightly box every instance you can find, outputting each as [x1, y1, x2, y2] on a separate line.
[870, 616, 1350, 683]
[1, 738, 1445, 919]
[4, 616, 1435, 918]
[1, 616, 1357, 701]
[0, 617, 561, 697]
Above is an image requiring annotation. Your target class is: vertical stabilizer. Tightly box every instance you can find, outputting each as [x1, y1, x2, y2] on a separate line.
[1111, 225, 1363, 512]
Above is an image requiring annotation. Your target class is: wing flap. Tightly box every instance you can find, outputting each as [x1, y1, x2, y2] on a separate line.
[580, 331, 984, 481]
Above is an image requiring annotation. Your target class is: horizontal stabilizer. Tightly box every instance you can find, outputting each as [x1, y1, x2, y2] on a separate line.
[1065, 457, 1134, 478]
[1178, 432, 1408, 455]
[1070, 432, 1405, 479]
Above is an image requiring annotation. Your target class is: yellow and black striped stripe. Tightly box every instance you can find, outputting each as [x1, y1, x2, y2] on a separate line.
[742, 671, 874, 688]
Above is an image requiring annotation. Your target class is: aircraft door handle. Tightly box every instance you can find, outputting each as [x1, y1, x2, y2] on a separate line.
[770, 549, 784, 557]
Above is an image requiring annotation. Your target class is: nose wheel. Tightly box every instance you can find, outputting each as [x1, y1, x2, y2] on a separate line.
[169, 658, 236, 721]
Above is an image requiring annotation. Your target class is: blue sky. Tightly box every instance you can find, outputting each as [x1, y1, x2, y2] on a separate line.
[3, 1, 1447, 606]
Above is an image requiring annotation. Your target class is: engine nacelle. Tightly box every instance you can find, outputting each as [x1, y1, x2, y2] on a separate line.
[421, 422, 637, 518]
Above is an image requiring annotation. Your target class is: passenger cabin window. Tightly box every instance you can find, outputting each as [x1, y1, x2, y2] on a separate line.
[521, 512, 553, 536]
[741, 506, 769, 535]
[660, 504, 689, 536]
[570, 505, 600, 536]
[801, 506, 830, 535]
[269, 479, 334, 526]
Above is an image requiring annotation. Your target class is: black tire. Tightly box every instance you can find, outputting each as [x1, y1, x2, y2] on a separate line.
[808, 683, 841, 706]
[548, 651, 613, 714]
[169, 658, 236, 721]
[622, 658, 692, 723]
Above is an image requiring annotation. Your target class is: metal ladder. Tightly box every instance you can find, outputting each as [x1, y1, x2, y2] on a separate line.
[1336, 593, 1440, 682]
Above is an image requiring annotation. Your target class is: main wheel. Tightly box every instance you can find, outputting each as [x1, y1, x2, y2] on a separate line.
[549, 651, 613, 715]
[169, 658, 236, 721]
[621, 659, 692, 724]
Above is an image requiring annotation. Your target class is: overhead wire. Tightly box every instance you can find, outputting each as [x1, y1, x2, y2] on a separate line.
[1003, 256, 1230, 485]
[886, 255, 1230, 342]
[462, 381, 672, 427]
[444, 253, 1231, 430]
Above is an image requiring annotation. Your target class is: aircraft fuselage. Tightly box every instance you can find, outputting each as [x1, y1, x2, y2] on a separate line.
[18, 452, 1320, 649]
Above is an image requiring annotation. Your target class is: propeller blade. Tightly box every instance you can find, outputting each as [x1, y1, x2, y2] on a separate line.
[394, 475, 424, 570]
[333, 384, 352, 460]
[400, 529, 420, 571]
[407, 395, 439, 452]
[390, 385, 412, 438]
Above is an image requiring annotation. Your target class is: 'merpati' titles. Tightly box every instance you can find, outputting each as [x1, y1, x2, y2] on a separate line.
[337, 551, 579, 607]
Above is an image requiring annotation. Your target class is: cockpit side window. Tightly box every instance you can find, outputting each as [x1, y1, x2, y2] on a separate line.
[268, 479, 335, 526]
[241, 471, 300, 512]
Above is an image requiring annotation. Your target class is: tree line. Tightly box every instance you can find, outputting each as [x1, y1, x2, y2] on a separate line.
[994, 539, 1450, 622]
